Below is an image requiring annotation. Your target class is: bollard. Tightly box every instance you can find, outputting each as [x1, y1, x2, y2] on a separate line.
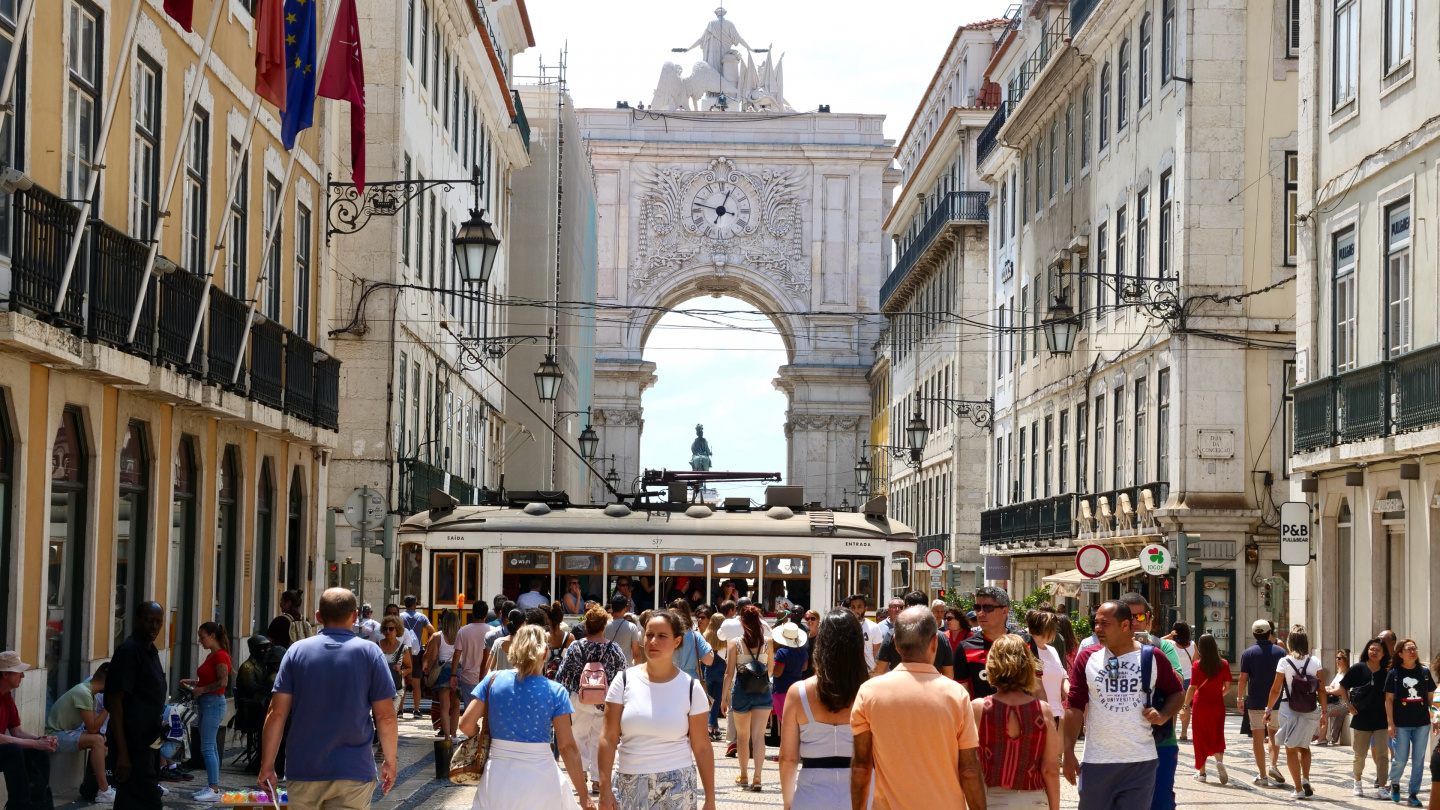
[434, 739, 453, 779]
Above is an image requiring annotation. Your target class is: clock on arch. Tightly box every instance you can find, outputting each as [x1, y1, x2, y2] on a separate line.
[689, 180, 752, 240]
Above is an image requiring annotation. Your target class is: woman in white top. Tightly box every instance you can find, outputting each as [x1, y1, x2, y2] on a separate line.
[1323, 649, 1350, 745]
[424, 609, 460, 741]
[722, 604, 774, 792]
[598, 610, 716, 810]
[1263, 626, 1327, 800]
[1165, 621, 1198, 740]
[1025, 610, 1068, 725]
[779, 609, 871, 810]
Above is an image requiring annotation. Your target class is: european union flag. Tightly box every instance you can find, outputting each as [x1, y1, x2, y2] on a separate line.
[280, 0, 317, 149]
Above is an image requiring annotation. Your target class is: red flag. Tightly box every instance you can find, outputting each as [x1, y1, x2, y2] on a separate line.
[317, 0, 366, 192]
[163, 0, 194, 32]
[254, 0, 287, 111]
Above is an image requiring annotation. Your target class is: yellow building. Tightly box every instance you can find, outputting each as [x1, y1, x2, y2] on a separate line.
[0, 0, 337, 726]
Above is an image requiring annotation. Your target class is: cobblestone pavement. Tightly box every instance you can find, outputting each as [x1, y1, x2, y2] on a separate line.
[52, 711, 1427, 809]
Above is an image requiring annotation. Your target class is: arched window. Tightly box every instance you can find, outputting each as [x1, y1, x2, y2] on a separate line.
[253, 460, 276, 634]
[170, 437, 199, 691]
[47, 407, 88, 701]
[286, 469, 305, 591]
[116, 422, 150, 649]
[215, 447, 240, 635]
[1336, 498, 1352, 653]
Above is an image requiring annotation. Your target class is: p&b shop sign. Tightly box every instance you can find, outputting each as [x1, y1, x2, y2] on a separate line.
[1279, 502, 1312, 567]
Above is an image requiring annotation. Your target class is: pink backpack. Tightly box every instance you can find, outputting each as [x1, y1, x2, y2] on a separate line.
[579, 662, 609, 705]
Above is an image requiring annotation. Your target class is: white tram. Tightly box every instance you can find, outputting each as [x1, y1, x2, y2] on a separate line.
[396, 497, 917, 623]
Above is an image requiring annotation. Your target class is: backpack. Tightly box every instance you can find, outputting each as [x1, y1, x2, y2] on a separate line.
[1138, 644, 1175, 744]
[289, 615, 318, 644]
[1283, 657, 1321, 713]
[544, 646, 564, 680]
[579, 662, 609, 704]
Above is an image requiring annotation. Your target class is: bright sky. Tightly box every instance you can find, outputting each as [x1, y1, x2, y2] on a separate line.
[515, 1, 1013, 503]
[514, 0, 1013, 144]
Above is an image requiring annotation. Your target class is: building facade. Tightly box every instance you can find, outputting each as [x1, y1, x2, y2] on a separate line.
[506, 77, 598, 499]
[326, 0, 532, 608]
[872, 22, 1001, 596]
[978, 0, 1299, 661]
[1291, 0, 1440, 658]
[0, 0, 340, 727]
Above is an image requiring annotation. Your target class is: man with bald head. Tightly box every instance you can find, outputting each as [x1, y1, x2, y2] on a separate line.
[260, 588, 397, 810]
[106, 601, 167, 809]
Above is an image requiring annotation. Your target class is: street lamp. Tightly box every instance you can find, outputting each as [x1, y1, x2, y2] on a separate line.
[577, 425, 599, 460]
[605, 459, 622, 493]
[854, 456, 872, 490]
[534, 354, 563, 402]
[453, 207, 501, 286]
[1042, 296, 1080, 356]
[905, 410, 930, 453]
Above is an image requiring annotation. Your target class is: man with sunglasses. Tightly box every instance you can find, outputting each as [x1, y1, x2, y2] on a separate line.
[1063, 600, 1184, 810]
[954, 586, 1038, 700]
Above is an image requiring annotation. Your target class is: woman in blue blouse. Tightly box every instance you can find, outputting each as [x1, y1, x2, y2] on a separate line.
[459, 624, 595, 810]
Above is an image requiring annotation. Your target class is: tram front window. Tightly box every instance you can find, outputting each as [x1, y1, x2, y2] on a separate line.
[558, 552, 603, 613]
[712, 555, 757, 605]
[607, 554, 656, 613]
[763, 556, 812, 615]
[661, 555, 707, 609]
[502, 551, 552, 605]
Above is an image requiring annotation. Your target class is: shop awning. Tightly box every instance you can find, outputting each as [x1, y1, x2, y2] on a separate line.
[1042, 558, 1144, 597]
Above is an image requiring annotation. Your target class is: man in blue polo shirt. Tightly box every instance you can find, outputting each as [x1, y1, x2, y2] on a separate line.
[259, 588, 397, 810]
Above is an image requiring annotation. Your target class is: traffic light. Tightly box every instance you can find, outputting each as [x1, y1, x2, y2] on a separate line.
[1161, 576, 1174, 592]
[1174, 532, 1202, 578]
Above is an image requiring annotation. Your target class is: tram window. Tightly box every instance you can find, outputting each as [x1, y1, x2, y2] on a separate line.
[891, 552, 913, 599]
[558, 552, 604, 609]
[763, 556, 811, 616]
[462, 553, 480, 604]
[401, 543, 422, 603]
[712, 554, 758, 605]
[433, 553, 459, 607]
[855, 560, 880, 610]
[661, 555, 707, 610]
[607, 553, 657, 613]
[502, 550, 552, 604]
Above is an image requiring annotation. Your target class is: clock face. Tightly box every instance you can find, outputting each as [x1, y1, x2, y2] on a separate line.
[689, 181, 752, 240]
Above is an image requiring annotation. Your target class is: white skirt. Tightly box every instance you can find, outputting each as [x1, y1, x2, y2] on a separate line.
[471, 739, 580, 810]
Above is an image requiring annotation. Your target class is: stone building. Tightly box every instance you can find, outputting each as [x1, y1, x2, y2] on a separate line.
[0, 0, 340, 725]
[1290, 0, 1440, 657]
[326, 0, 532, 607]
[504, 76, 599, 499]
[870, 21, 1003, 597]
[978, 0, 1298, 661]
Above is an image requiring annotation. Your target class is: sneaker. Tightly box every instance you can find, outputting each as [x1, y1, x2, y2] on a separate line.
[1302, 781, 1313, 797]
[1392, 784, 1402, 803]
[1192, 771, 1207, 783]
[1291, 789, 1308, 800]
[193, 788, 221, 803]
[93, 787, 116, 804]
[159, 786, 169, 797]
[1254, 776, 1272, 787]
[1408, 796, 1422, 808]
[1355, 780, 1366, 797]
[1269, 766, 1287, 784]
[1216, 762, 1229, 785]
[1378, 786, 1394, 801]
[725, 742, 737, 758]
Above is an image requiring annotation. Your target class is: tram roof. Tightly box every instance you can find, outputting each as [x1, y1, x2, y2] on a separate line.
[399, 503, 915, 541]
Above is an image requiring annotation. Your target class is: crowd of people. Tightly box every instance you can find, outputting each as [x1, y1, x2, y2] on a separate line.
[5, 583, 1438, 810]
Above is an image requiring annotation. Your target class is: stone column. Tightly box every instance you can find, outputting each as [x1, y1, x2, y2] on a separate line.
[775, 365, 870, 509]
[592, 360, 656, 500]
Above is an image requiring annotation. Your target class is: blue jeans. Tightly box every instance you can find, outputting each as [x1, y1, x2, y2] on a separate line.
[1150, 745, 1177, 810]
[1389, 725, 1430, 795]
[704, 662, 726, 729]
[197, 694, 226, 788]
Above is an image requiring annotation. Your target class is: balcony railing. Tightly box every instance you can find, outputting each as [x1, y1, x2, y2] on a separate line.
[981, 481, 1169, 548]
[249, 320, 286, 410]
[206, 287, 249, 391]
[314, 356, 340, 431]
[881, 191, 989, 310]
[976, 103, 1008, 167]
[283, 332, 317, 423]
[981, 494, 1075, 546]
[11, 186, 84, 328]
[87, 219, 155, 358]
[512, 90, 530, 154]
[1297, 344, 1440, 453]
[3, 178, 341, 432]
[916, 534, 948, 557]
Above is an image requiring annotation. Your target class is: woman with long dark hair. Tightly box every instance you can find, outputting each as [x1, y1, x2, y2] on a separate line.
[1342, 637, 1393, 798]
[722, 604, 773, 791]
[1055, 615, 1081, 671]
[184, 622, 231, 801]
[778, 609, 869, 809]
[1167, 621, 1196, 740]
[1183, 633, 1231, 784]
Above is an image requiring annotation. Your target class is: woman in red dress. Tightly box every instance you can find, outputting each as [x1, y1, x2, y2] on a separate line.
[1183, 633, 1233, 784]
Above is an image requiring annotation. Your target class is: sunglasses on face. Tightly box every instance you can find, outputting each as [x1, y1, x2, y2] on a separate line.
[384, 627, 396, 633]
[974, 604, 1004, 613]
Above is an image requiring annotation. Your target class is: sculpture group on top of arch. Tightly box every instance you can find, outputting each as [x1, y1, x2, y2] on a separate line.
[630, 156, 808, 299]
[651, 7, 795, 113]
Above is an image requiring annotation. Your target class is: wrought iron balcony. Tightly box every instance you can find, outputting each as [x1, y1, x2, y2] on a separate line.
[1337, 362, 1389, 443]
[976, 103, 1008, 167]
[87, 219, 155, 358]
[881, 191, 989, 310]
[1393, 344, 1440, 433]
[249, 320, 286, 410]
[981, 481, 1169, 549]
[314, 355, 340, 431]
[156, 268, 206, 376]
[1291, 377, 1335, 453]
[402, 458, 476, 515]
[10, 186, 84, 328]
[981, 493, 1075, 546]
[206, 287, 249, 392]
[283, 332, 317, 423]
[1296, 343, 1440, 453]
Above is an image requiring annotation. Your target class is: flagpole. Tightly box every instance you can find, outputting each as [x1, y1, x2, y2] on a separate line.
[51, 0, 146, 312]
[231, 0, 342, 386]
[0, 0, 35, 113]
[124, 0, 227, 344]
[182, 92, 263, 365]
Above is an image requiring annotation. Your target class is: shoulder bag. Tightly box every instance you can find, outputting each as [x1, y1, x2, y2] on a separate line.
[448, 676, 494, 784]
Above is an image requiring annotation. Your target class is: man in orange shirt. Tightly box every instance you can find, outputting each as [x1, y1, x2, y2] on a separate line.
[851, 606, 987, 810]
